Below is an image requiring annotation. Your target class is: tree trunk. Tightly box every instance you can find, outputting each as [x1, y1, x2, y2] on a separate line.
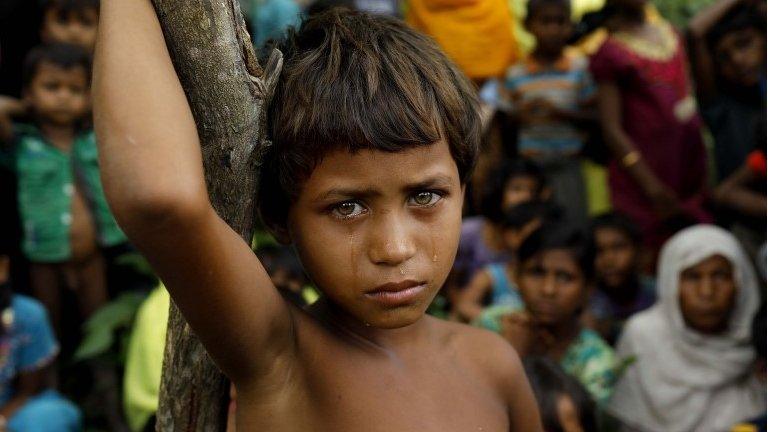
[149, 1, 282, 430]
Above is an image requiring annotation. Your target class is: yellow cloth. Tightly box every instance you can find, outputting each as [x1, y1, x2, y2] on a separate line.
[407, 0, 518, 79]
[123, 285, 170, 432]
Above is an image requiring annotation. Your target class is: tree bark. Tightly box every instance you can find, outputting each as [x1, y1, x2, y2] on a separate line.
[149, 1, 282, 430]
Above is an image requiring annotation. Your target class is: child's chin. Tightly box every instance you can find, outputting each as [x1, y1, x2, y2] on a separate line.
[365, 307, 426, 329]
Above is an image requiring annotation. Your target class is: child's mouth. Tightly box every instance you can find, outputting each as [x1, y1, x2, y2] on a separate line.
[365, 280, 427, 307]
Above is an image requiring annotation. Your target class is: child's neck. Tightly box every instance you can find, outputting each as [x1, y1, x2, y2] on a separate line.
[603, 276, 640, 306]
[545, 317, 581, 360]
[309, 297, 432, 351]
[531, 48, 563, 65]
[39, 121, 76, 152]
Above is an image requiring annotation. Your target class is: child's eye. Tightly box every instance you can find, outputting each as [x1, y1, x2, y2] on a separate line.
[408, 191, 442, 207]
[331, 201, 366, 219]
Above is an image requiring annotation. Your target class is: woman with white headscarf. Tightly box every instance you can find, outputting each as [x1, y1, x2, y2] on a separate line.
[607, 225, 765, 432]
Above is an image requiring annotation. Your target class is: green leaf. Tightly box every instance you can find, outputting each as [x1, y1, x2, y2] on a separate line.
[74, 291, 147, 361]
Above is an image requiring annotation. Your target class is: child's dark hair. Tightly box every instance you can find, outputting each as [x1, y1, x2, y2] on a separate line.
[258, 8, 480, 228]
[22, 43, 92, 90]
[517, 222, 595, 280]
[526, 0, 571, 23]
[479, 159, 546, 224]
[43, 0, 99, 17]
[502, 201, 562, 231]
[706, 3, 765, 50]
[589, 211, 641, 245]
[753, 302, 766, 359]
[523, 356, 597, 432]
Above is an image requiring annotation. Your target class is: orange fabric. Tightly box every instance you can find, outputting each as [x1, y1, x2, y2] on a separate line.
[407, 0, 518, 79]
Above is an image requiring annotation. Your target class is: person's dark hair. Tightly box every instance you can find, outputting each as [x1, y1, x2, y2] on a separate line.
[517, 222, 595, 280]
[706, 3, 765, 51]
[524, 356, 597, 432]
[502, 201, 562, 230]
[22, 43, 91, 90]
[589, 211, 641, 245]
[43, 0, 99, 19]
[258, 8, 480, 230]
[526, 0, 571, 23]
[479, 159, 546, 224]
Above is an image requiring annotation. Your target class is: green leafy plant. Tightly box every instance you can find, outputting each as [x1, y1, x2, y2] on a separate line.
[73, 291, 148, 362]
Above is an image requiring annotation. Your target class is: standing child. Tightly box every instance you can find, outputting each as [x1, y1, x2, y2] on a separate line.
[590, 0, 711, 257]
[584, 212, 655, 345]
[688, 0, 765, 182]
[500, 223, 617, 405]
[0, 43, 125, 334]
[95, 5, 542, 430]
[40, 0, 100, 52]
[505, 0, 597, 226]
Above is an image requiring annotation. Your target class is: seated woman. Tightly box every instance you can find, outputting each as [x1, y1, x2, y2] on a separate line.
[499, 223, 617, 405]
[608, 225, 765, 432]
[0, 255, 81, 432]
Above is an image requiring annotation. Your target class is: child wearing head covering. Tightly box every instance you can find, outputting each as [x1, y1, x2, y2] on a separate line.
[608, 225, 765, 432]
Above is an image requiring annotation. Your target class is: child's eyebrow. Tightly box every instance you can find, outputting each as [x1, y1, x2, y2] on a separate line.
[314, 174, 454, 202]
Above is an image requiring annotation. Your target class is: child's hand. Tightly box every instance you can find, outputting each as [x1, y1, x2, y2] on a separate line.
[645, 182, 683, 220]
[0, 96, 26, 144]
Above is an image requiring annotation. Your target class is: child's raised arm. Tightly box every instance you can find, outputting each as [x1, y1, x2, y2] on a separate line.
[93, 0, 295, 384]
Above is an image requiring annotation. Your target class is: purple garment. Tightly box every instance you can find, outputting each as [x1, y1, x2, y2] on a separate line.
[452, 217, 509, 287]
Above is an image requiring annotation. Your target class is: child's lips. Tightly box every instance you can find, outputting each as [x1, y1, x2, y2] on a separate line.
[365, 280, 427, 307]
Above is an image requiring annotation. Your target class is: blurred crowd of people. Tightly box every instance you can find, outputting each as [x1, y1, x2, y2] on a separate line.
[0, 0, 765, 430]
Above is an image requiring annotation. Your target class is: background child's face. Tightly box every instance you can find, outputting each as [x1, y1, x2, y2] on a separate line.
[503, 176, 539, 209]
[557, 394, 585, 432]
[287, 141, 464, 329]
[679, 254, 736, 334]
[526, 5, 572, 54]
[24, 62, 89, 127]
[42, 7, 98, 51]
[594, 227, 637, 290]
[517, 249, 587, 326]
[715, 28, 766, 87]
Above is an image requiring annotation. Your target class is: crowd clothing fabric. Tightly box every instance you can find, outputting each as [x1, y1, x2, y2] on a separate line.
[589, 20, 712, 248]
[0, 295, 81, 431]
[560, 327, 617, 405]
[454, 217, 510, 287]
[486, 263, 524, 309]
[505, 50, 595, 156]
[11, 124, 126, 262]
[124, 285, 170, 432]
[529, 155, 589, 227]
[608, 225, 765, 432]
[406, 0, 517, 79]
[700, 90, 766, 181]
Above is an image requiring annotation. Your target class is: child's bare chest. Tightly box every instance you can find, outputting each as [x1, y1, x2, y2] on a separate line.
[237, 342, 509, 431]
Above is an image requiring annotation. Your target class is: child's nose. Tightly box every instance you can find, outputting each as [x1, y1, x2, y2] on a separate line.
[367, 214, 417, 267]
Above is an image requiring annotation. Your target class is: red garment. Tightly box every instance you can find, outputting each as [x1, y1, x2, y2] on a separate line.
[747, 150, 766, 177]
[590, 22, 712, 248]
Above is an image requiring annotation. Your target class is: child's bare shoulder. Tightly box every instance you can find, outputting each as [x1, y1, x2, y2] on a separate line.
[430, 317, 526, 388]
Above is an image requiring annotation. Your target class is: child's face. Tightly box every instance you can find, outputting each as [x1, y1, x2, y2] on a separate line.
[287, 141, 464, 329]
[24, 62, 89, 127]
[517, 249, 587, 326]
[527, 5, 572, 55]
[594, 227, 637, 290]
[42, 7, 98, 51]
[503, 176, 539, 209]
[679, 254, 736, 334]
[715, 29, 766, 88]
